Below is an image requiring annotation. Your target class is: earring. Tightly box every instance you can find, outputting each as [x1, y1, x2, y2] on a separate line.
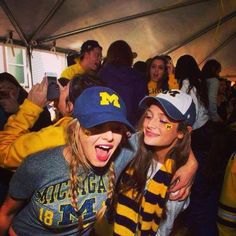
[126, 131, 131, 138]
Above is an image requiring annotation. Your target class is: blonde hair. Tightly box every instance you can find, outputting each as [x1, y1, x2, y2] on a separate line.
[96, 161, 116, 220]
[66, 119, 117, 229]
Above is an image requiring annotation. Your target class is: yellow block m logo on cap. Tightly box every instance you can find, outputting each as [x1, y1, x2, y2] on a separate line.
[99, 92, 121, 108]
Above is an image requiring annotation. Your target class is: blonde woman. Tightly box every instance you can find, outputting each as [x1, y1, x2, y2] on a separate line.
[0, 86, 134, 235]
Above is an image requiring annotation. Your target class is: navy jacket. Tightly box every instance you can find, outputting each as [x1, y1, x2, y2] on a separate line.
[99, 64, 148, 127]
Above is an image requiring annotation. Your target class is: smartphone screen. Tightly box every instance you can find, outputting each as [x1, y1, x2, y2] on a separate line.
[47, 76, 60, 101]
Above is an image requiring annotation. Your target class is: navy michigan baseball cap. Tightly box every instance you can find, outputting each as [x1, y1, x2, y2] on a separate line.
[73, 86, 134, 132]
[139, 89, 196, 126]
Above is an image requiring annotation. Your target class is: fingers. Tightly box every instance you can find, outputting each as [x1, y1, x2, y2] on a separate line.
[37, 77, 48, 91]
[169, 171, 190, 192]
[57, 80, 63, 90]
[30, 77, 48, 92]
[27, 81, 48, 107]
[170, 176, 192, 193]
[169, 185, 191, 201]
[58, 79, 70, 91]
[41, 77, 48, 88]
[29, 83, 39, 94]
[170, 174, 179, 187]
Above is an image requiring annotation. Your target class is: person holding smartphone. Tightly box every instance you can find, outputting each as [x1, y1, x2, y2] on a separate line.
[0, 72, 52, 131]
[0, 72, 53, 205]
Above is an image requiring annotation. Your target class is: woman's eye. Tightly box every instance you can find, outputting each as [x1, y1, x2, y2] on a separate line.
[113, 127, 123, 133]
[145, 114, 152, 119]
[160, 119, 168, 124]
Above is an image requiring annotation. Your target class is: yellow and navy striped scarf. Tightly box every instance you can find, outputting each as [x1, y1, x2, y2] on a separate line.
[114, 159, 173, 236]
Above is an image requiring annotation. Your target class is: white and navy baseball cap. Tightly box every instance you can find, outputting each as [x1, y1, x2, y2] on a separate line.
[139, 89, 196, 126]
[73, 86, 134, 132]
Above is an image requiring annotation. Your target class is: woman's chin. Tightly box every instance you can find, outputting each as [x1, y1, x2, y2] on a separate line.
[90, 159, 109, 168]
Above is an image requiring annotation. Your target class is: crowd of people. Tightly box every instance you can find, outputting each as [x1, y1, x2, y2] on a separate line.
[0, 39, 235, 236]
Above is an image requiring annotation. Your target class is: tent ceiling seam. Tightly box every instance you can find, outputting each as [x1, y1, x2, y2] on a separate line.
[29, 0, 65, 42]
[161, 10, 236, 55]
[36, 0, 210, 44]
[199, 31, 236, 64]
[0, 0, 29, 47]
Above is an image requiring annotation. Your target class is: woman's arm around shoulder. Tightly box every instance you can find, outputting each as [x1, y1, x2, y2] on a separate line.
[168, 149, 198, 200]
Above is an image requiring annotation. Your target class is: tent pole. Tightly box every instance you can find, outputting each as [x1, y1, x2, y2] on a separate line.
[37, 0, 209, 44]
[26, 46, 34, 87]
[29, 0, 65, 41]
[0, 0, 29, 47]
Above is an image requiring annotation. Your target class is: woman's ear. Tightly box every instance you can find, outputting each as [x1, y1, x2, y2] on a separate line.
[66, 101, 74, 114]
[177, 132, 184, 139]
[177, 125, 192, 139]
[187, 126, 193, 133]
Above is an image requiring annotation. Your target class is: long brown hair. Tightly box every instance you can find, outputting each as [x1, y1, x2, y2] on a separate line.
[118, 109, 191, 200]
[147, 55, 169, 91]
[175, 54, 209, 108]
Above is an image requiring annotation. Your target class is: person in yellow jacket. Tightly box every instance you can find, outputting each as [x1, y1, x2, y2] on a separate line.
[217, 151, 236, 236]
[60, 40, 103, 80]
[0, 74, 104, 169]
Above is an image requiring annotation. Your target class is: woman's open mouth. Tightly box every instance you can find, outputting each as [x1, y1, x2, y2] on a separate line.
[95, 144, 113, 162]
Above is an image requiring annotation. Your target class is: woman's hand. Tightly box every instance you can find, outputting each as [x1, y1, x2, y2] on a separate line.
[27, 77, 48, 107]
[168, 150, 198, 200]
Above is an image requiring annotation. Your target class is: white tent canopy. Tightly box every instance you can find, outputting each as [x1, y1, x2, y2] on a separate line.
[0, 0, 236, 80]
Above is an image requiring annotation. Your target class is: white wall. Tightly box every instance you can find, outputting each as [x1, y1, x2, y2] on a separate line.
[0, 45, 67, 88]
[31, 49, 67, 84]
[0, 45, 4, 72]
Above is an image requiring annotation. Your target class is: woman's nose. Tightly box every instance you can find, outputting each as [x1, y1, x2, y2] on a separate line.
[147, 118, 158, 129]
[102, 130, 113, 141]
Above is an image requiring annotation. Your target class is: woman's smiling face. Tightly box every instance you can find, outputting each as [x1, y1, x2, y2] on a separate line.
[143, 104, 181, 148]
[78, 122, 124, 167]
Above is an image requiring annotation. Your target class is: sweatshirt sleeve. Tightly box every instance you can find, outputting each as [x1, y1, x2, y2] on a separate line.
[0, 99, 69, 169]
[4, 99, 44, 132]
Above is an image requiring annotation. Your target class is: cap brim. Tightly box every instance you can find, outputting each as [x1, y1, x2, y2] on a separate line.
[139, 96, 185, 122]
[79, 112, 135, 132]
